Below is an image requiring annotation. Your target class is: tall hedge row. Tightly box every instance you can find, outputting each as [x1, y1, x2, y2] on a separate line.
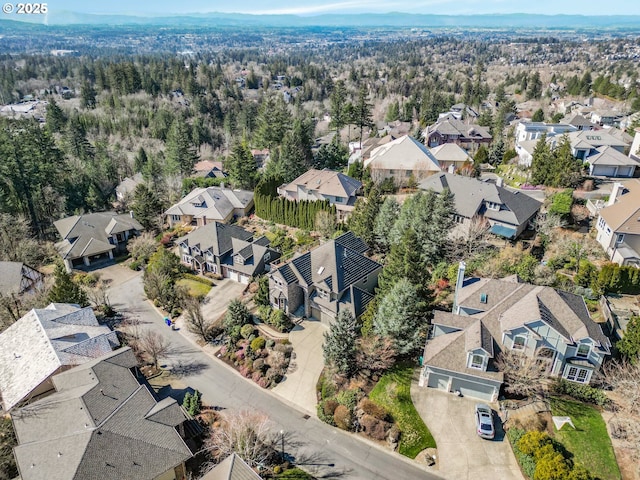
[254, 176, 336, 231]
[597, 263, 640, 294]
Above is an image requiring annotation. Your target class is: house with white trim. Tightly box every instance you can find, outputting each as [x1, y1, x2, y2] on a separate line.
[419, 264, 611, 402]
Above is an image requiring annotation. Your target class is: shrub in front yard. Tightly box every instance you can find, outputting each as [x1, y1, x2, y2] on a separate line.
[241, 324, 256, 339]
[552, 379, 610, 407]
[317, 399, 338, 426]
[360, 414, 391, 441]
[359, 398, 390, 421]
[250, 336, 266, 352]
[334, 405, 353, 430]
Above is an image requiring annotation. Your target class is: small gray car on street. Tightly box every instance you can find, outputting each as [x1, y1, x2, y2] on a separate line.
[475, 403, 495, 440]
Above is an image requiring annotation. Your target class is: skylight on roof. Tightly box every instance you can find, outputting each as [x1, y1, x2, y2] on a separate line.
[317, 266, 325, 275]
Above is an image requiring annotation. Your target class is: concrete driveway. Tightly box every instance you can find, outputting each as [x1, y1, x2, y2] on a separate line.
[272, 319, 327, 416]
[411, 385, 523, 480]
[199, 278, 246, 323]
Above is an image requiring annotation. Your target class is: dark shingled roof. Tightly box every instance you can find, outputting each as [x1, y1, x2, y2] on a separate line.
[12, 348, 192, 480]
[556, 290, 610, 350]
[334, 231, 369, 254]
[177, 221, 253, 257]
[200, 453, 262, 480]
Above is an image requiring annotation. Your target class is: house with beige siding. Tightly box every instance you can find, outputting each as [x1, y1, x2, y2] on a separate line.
[595, 180, 640, 266]
[165, 186, 253, 228]
[419, 264, 611, 402]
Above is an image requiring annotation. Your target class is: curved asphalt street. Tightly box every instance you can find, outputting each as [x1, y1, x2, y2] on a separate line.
[106, 267, 443, 480]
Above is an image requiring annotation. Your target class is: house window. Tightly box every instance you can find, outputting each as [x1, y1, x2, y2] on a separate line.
[606, 227, 611, 235]
[512, 335, 527, 351]
[486, 201, 499, 211]
[469, 354, 485, 369]
[453, 214, 465, 224]
[171, 215, 181, 222]
[564, 366, 591, 384]
[480, 293, 488, 304]
[616, 234, 624, 244]
[263, 252, 271, 262]
[597, 217, 606, 229]
[335, 196, 345, 203]
[234, 256, 245, 265]
[576, 344, 590, 358]
[389, 169, 397, 175]
[182, 255, 191, 264]
[317, 289, 329, 300]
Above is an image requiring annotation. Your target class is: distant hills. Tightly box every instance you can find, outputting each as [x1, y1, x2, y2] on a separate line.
[2, 11, 640, 28]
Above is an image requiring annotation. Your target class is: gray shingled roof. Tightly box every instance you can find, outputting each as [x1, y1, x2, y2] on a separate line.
[280, 169, 362, 199]
[12, 348, 191, 480]
[334, 231, 369, 254]
[54, 212, 143, 261]
[165, 187, 253, 222]
[420, 173, 541, 226]
[0, 262, 42, 295]
[0, 303, 118, 411]
[177, 222, 253, 257]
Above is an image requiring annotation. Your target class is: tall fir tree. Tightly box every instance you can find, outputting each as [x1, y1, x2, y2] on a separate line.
[132, 183, 163, 231]
[352, 85, 374, 146]
[165, 117, 198, 176]
[373, 196, 400, 253]
[348, 185, 382, 247]
[329, 80, 348, 139]
[227, 140, 258, 189]
[323, 310, 358, 376]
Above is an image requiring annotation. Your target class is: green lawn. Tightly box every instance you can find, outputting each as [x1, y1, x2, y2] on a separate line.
[369, 365, 436, 458]
[550, 397, 621, 480]
[176, 278, 212, 298]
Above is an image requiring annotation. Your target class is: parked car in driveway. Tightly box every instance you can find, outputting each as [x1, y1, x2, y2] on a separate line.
[475, 403, 495, 440]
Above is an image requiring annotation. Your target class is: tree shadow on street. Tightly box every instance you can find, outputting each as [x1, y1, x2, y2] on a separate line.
[281, 431, 353, 479]
[169, 360, 210, 378]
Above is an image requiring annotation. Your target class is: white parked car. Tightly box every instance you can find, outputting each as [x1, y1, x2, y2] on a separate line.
[475, 403, 495, 440]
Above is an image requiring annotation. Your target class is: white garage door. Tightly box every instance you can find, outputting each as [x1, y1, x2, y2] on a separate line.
[229, 270, 239, 282]
[594, 165, 617, 177]
[427, 373, 450, 391]
[618, 166, 634, 177]
[450, 378, 495, 402]
[239, 274, 249, 285]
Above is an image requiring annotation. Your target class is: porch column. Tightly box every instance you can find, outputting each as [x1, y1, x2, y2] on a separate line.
[83, 256, 90, 266]
[108, 251, 114, 259]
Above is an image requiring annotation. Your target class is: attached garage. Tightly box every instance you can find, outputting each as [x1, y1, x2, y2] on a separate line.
[228, 270, 239, 282]
[450, 378, 497, 402]
[427, 372, 450, 391]
[310, 307, 334, 326]
[591, 165, 617, 177]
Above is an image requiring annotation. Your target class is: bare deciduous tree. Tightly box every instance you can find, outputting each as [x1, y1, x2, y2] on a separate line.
[127, 232, 158, 266]
[204, 409, 277, 468]
[496, 349, 547, 398]
[599, 360, 640, 462]
[139, 330, 169, 369]
[449, 215, 490, 259]
[183, 295, 211, 341]
[355, 335, 397, 375]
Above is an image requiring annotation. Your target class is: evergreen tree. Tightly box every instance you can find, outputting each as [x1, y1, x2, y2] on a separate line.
[385, 100, 400, 122]
[64, 117, 94, 161]
[329, 80, 348, 139]
[227, 140, 258, 189]
[488, 136, 505, 166]
[49, 264, 89, 306]
[132, 183, 163, 231]
[352, 85, 373, 146]
[45, 98, 67, 133]
[313, 140, 349, 170]
[617, 316, 640, 364]
[373, 196, 400, 253]
[254, 95, 290, 149]
[134, 146, 148, 174]
[323, 310, 358, 376]
[374, 278, 426, 355]
[165, 117, 198, 176]
[276, 120, 313, 183]
[80, 82, 97, 109]
[223, 299, 251, 341]
[347, 185, 382, 247]
[532, 108, 544, 122]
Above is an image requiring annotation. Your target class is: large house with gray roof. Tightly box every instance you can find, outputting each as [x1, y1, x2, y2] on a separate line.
[165, 186, 254, 228]
[277, 169, 362, 221]
[364, 135, 441, 187]
[0, 303, 118, 411]
[177, 222, 280, 284]
[419, 264, 611, 402]
[11, 347, 193, 480]
[425, 116, 492, 151]
[54, 212, 143, 272]
[268, 232, 381, 325]
[419, 173, 541, 240]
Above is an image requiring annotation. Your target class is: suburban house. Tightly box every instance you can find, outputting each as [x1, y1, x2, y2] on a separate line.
[268, 232, 382, 325]
[419, 173, 542, 240]
[565, 129, 628, 159]
[595, 180, 640, 266]
[10, 347, 193, 480]
[419, 265, 611, 402]
[515, 121, 576, 144]
[177, 222, 280, 284]
[564, 130, 634, 177]
[277, 169, 363, 221]
[115, 172, 144, 203]
[54, 212, 143, 272]
[251, 149, 270, 169]
[348, 135, 395, 165]
[424, 116, 492, 151]
[630, 129, 640, 164]
[591, 109, 623, 127]
[561, 114, 595, 131]
[0, 261, 43, 296]
[428, 143, 474, 173]
[165, 186, 254, 228]
[0, 303, 119, 411]
[200, 453, 262, 480]
[364, 135, 441, 187]
[192, 160, 227, 179]
[438, 103, 479, 121]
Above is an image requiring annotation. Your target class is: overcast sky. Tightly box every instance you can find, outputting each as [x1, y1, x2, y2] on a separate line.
[43, 0, 640, 17]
